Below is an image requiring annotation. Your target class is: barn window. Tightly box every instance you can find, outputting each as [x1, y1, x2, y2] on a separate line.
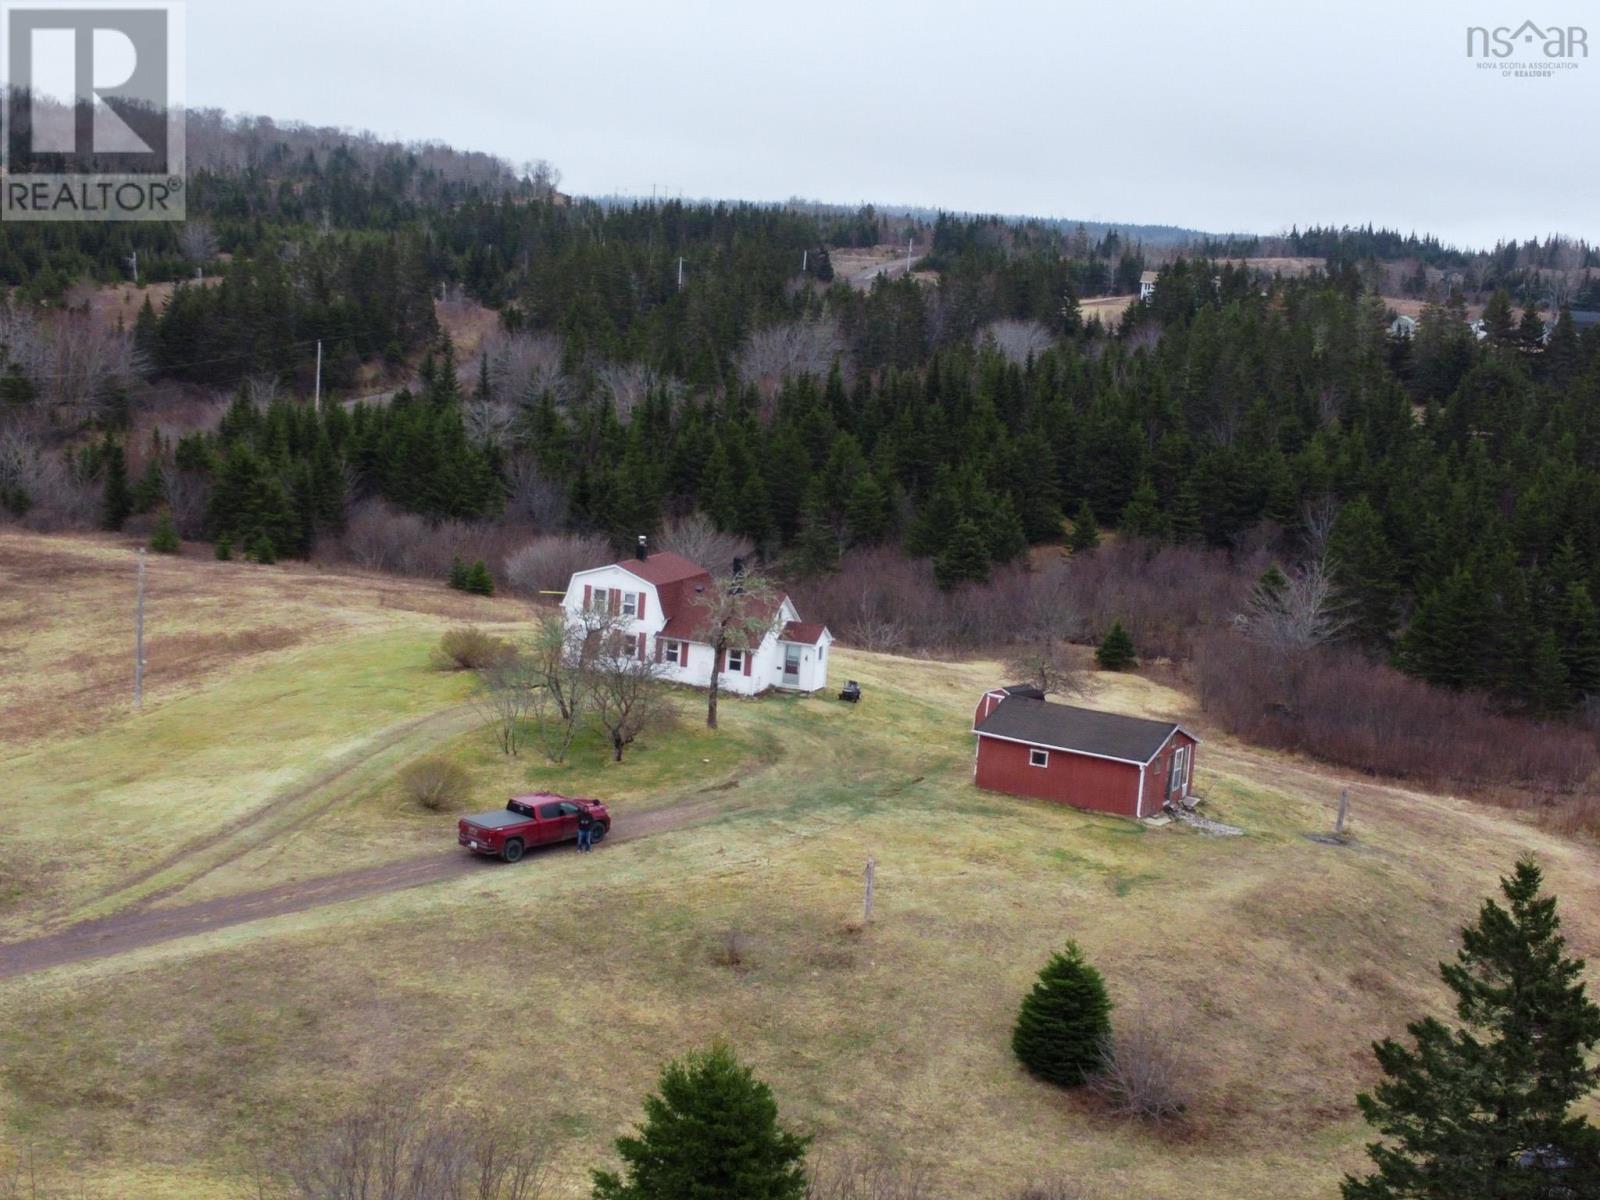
[1028, 748, 1049, 768]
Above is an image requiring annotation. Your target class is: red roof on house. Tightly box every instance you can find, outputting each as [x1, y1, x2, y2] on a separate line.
[780, 621, 827, 645]
[617, 552, 710, 587]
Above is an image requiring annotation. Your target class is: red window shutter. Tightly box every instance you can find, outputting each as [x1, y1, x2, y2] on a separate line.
[638, 594, 647, 620]
[638, 636, 646, 661]
[655, 638, 664, 663]
[583, 584, 592, 608]
[742, 650, 752, 676]
[717, 648, 725, 673]
[610, 590, 620, 615]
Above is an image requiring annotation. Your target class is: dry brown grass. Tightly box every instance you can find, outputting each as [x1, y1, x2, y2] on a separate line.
[3, 543, 1600, 1199]
[0, 531, 526, 746]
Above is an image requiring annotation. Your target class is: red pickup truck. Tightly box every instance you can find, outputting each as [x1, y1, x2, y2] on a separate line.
[458, 793, 611, 862]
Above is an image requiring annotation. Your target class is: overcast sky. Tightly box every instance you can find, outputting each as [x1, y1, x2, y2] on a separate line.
[186, 0, 1600, 249]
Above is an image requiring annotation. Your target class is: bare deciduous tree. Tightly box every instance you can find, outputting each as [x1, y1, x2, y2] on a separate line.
[588, 643, 671, 762]
[655, 512, 754, 577]
[594, 361, 685, 424]
[502, 534, 610, 597]
[1233, 557, 1347, 651]
[735, 318, 847, 407]
[472, 652, 540, 756]
[177, 218, 219, 264]
[690, 568, 781, 729]
[0, 305, 144, 421]
[502, 458, 571, 530]
[1003, 638, 1093, 699]
[523, 610, 609, 763]
[483, 332, 569, 409]
[983, 318, 1056, 366]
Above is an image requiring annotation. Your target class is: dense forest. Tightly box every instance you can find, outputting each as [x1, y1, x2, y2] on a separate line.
[4, 121, 1600, 723]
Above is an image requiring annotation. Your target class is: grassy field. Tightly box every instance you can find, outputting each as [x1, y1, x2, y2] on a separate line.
[2, 532, 1598, 1198]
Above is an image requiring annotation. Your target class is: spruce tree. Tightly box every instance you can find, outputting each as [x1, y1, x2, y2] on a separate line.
[100, 438, 132, 531]
[465, 560, 494, 596]
[214, 534, 233, 561]
[1118, 477, 1167, 540]
[1556, 582, 1600, 700]
[1344, 858, 1600, 1199]
[1095, 621, 1137, 671]
[149, 511, 179, 554]
[1068, 499, 1099, 554]
[934, 518, 991, 590]
[1012, 942, 1113, 1088]
[592, 1044, 810, 1200]
[790, 484, 841, 578]
[1329, 497, 1401, 650]
[448, 556, 469, 591]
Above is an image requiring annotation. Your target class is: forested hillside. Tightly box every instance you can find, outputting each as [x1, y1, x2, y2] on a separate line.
[4, 119, 1600, 727]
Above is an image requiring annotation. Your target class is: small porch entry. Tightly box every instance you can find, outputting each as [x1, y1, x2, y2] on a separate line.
[782, 645, 801, 687]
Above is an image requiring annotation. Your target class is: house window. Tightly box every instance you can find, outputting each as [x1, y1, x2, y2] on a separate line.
[621, 591, 638, 618]
[663, 640, 682, 666]
[623, 633, 639, 658]
[590, 586, 609, 612]
[1028, 748, 1049, 768]
[726, 648, 745, 673]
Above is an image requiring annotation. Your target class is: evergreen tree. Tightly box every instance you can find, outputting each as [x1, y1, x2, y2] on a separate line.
[448, 556, 469, 590]
[100, 438, 132, 531]
[1011, 942, 1113, 1088]
[148, 511, 179, 553]
[1119, 477, 1167, 541]
[790, 483, 840, 577]
[1068, 498, 1099, 554]
[1095, 621, 1137, 671]
[1556, 582, 1600, 701]
[934, 518, 991, 590]
[1167, 479, 1203, 544]
[214, 534, 232, 561]
[592, 1044, 810, 1200]
[1398, 567, 1491, 690]
[1329, 498, 1401, 650]
[248, 534, 277, 564]
[1344, 858, 1600, 1200]
[1528, 629, 1571, 716]
[465, 560, 494, 596]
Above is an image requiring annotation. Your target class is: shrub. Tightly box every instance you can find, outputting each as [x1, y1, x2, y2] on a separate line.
[214, 533, 232, 561]
[1091, 1026, 1194, 1124]
[433, 627, 513, 671]
[397, 756, 471, 812]
[1095, 621, 1136, 670]
[249, 534, 277, 564]
[148, 511, 179, 553]
[1012, 942, 1112, 1087]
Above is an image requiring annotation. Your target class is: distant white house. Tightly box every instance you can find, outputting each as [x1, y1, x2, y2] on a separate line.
[561, 542, 833, 696]
[1389, 314, 1418, 339]
[1469, 318, 1489, 341]
[1138, 270, 1158, 302]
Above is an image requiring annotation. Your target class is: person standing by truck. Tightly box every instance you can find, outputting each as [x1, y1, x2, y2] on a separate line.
[576, 806, 595, 853]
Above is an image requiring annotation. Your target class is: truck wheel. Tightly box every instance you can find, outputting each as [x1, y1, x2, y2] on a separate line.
[503, 839, 524, 863]
[591, 823, 608, 845]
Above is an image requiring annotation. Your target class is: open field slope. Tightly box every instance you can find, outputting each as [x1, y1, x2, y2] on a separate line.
[1, 533, 1598, 1198]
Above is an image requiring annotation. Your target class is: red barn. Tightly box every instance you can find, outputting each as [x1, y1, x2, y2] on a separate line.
[971, 685, 1199, 819]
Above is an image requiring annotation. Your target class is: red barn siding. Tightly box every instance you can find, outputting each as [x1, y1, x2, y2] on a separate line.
[975, 736, 1143, 817]
[1141, 730, 1197, 812]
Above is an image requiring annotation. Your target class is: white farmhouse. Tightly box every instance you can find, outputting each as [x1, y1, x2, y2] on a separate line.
[1138, 270, 1158, 302]
[561, 542, 833, 696]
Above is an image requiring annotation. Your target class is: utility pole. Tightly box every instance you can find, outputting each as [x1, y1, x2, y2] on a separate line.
[134, 549, 147, 708]
[905, 237, 913, 274]
[677, 256, 684, 290]
[802, 249, 808, 273]
[128, 249, 139, 286]
[313, 339, 322, 414]
[863, 856, 876, 923]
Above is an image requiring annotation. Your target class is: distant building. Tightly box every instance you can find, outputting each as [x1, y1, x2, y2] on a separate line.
[1138, 270, 1158, 302]
[1389, 315, 1418, 339]
[1469, 318, 1488, 341]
